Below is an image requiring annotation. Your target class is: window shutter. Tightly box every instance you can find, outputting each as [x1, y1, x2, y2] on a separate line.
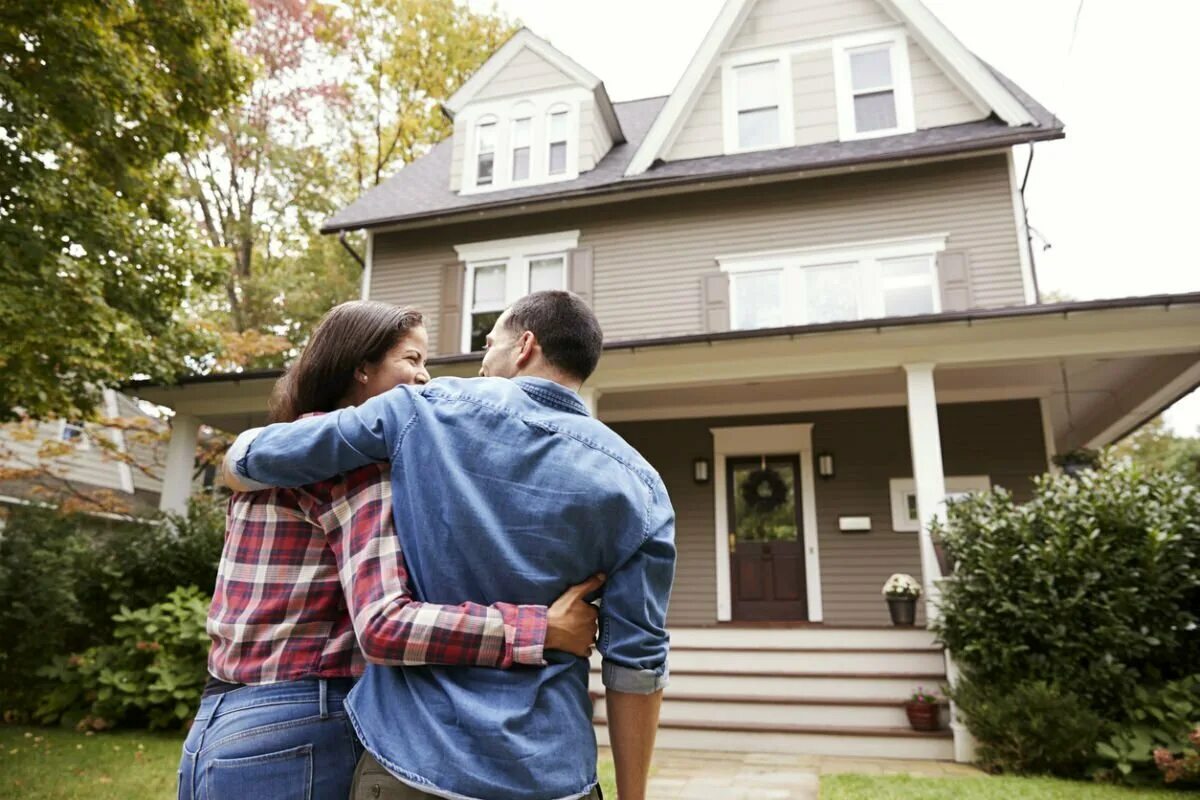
[567, 247, 594, 306]
[701, 272, 731, 333]
[937, 251, 972, 313]
[437, 262, 465, 356]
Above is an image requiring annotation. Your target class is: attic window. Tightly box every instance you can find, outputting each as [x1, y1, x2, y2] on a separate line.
[547, 108, 568, 175]
[59, 420, 90, 450]
[475, 119, 497, 187]
[834, 32, 915, 140]
[722, 55, 794, 154]
[511, 116, 532, 181]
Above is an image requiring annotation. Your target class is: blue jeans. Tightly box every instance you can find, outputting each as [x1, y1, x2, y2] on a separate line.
[178, 678, 362, 800]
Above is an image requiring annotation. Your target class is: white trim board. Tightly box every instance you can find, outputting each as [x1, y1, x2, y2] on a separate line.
[625, 0, 1034, 176]
[446, 29, 599, 115]
[711, 424, 823, 623]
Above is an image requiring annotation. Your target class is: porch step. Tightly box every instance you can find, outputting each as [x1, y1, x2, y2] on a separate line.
[659, 646, 946, 674]
[590, 670, 945, 702]
[591, 691, 948, 729]
[594, 719, 955, 760]
[668, 627, 942, 651]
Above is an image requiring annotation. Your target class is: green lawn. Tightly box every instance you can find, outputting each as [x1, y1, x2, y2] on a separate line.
[821, 774, 1184, 800]
[0, 726, 617, 799]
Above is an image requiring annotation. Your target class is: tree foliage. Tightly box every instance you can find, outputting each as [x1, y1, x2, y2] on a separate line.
[1109, 415, 1200, 484]
[0, 0, 250, 420]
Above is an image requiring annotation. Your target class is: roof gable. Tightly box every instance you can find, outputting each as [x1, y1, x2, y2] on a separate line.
[443, 28, 624, 143]
[625, 0, 1035, 176]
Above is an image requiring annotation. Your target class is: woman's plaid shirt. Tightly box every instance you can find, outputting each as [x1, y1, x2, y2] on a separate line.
[207, 463, 548, 683]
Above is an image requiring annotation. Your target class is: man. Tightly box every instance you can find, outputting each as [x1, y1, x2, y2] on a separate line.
[225, 291, 674, 800]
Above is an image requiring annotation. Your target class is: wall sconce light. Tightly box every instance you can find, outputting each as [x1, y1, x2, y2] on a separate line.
[693, 457, 711, 484]
[817, 452, 835, 480]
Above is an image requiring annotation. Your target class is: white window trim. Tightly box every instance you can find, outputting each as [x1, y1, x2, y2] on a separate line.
[889, 474, 991, 532]
[455, 231, 580, 352]
[721, 48, 796, 154]
[718, 234, 948, 329]
[832, 29, 916, 141]
[460, 88, 586, 195]
[712, 424, 823, 623]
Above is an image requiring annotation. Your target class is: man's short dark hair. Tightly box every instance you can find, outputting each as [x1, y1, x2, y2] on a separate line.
[504, 291, 603, 382]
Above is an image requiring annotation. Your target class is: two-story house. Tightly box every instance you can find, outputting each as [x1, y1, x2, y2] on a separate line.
[135, 0, 1200, 761]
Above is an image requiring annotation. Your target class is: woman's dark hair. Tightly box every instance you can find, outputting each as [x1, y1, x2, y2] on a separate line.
[268, 301, 424, 423]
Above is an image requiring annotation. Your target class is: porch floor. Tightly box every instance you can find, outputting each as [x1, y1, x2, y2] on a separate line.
[613, 747, 982, 799]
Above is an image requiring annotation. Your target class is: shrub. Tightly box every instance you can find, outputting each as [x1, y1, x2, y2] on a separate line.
[952, 679, 1102, 775]
[1154, 728, 1200, 786]
[36, 585, 212, 731]
[0, 497, 225, 717]
[1095, 675, 1200, 785]
[934, 459, 1200, 713]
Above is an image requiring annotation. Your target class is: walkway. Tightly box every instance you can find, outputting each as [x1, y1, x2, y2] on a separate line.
[600, 748, 983, 800]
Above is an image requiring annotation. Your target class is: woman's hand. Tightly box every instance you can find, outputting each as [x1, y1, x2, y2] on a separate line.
[545, 574, 605, 657]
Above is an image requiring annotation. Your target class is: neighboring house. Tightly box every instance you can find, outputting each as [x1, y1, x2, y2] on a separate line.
[134, 0, 1200, 762]
[0, 390, 167, 514]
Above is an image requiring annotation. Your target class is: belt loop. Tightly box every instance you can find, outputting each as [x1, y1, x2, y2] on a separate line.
[319, 678, 329, 719]
[194, 693, 226, 753]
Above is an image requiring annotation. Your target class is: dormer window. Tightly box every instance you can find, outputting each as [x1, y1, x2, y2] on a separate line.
[833, 32, 915, 140]
[547, 107, 569, 175]
[721, 54, 794, 154]
[475, 118, 497, 187]
[511, 116, 532, 181]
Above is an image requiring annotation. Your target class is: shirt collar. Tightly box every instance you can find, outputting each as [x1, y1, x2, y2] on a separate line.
[513, 377, 590, 417]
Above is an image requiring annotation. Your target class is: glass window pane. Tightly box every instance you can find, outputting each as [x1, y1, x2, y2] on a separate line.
[804, 263, 858, 323]
[853, 90, 898, 132]
[549, 141, 567, 175]
[884, 284, 935, 317]
[850, 47, 893, 91]
[470, 311, 502, 352]
[477, 153, 494, 185]
[736, 61, 778, 111]
[472, 264, 506, 308]
[477, 122, 495, 152]
[881, 256, 931, 282]
[548, 110, 568, 142]
[738, 107, 779, 149]
[512, 117, 530, 148]
[733, 271, 783, 330]
[529, 256, 564, 293]
[512, 147, 530, 181]
[730, 458, 799, 543]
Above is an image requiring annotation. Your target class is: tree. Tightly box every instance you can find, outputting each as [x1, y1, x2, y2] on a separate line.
[1109, 416, 1200, 483]
[0, 0, 250, 421]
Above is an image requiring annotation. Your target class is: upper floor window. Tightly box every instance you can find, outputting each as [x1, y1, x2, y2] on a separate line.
[59, 420, 90, 449]
[475, 118, 497, 187]
[720, 236, 945, 331]
[511, 116, 532, 182]
[834, 32, 915, 140]
[722, 54, 794, 154]
[547, 107, 569, 175]
[455, 231, 579, 351]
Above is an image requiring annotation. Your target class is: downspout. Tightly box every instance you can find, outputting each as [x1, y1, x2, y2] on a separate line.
[1019, 145, 1042, 303]
[338, 230, 366, 269]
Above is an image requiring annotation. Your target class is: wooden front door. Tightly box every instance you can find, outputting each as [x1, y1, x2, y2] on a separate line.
[727, 455, 808, 621]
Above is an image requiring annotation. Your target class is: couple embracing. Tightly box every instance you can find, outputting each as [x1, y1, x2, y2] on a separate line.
[178, 291, 675, 800]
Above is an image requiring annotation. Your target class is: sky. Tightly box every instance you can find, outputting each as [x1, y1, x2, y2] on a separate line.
[467, 0, 1200, 434]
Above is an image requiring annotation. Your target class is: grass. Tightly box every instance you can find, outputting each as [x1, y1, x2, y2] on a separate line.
[0, 725, 618, 799]
[820, 774, 1184, 800]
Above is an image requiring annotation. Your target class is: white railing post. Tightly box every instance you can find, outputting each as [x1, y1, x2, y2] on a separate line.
[904, 362, 947, 615]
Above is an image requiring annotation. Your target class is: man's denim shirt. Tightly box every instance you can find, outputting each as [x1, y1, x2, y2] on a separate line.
[233, 377, 675, 800]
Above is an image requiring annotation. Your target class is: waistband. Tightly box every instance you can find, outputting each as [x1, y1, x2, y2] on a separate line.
[195, 677, 356, 722]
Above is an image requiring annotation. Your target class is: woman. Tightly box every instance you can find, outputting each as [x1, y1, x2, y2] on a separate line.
[179, 301, 601, 800]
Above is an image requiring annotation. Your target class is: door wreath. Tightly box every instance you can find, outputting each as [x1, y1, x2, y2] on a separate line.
[739, 468, 788, 513]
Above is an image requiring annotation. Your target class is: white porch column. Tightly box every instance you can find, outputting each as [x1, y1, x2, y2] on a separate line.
[578, 387, 601, 417]
[903, 363, 947, 615]
[159, 412, 200, 515]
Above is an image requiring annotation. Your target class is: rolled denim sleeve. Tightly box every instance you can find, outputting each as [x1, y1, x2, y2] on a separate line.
[598, 480, 676, 694]
[237, 385, 421, 488]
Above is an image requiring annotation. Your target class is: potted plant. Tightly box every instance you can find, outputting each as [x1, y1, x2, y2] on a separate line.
[881, 573, 921, 626]
[905, 686, 941, 732]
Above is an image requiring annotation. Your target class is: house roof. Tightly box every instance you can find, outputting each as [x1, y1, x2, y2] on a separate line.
[322, 72, 1061, 234]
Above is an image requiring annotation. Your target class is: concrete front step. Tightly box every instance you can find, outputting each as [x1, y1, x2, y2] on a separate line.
[595, 720, 955, 760]
[592, 692, 947, 729]
[668, 627, 942, 651]
[656, 647, 946, 675]
[589, 671, 946, 701]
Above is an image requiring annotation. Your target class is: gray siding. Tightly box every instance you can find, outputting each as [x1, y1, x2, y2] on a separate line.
[0, 422, 126, 494]
[792, 48, 839, 147]
[580, 100, 614, 173]
[449, 125, 465, 192]
[909, 37, 983, 129]
[473, 47, 575, 101]
[730, 0, 897, 51]
[371, 155, 1027, 351]
[667, 72, 722, 162]
[610, 399, 1048, 627]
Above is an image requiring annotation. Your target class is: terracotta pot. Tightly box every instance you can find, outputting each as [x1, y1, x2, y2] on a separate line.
[886, 596, 916, 627]
[905, 701, 940, 732]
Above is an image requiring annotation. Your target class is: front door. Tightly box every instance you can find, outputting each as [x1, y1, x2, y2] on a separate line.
[727, 455, 808, 621]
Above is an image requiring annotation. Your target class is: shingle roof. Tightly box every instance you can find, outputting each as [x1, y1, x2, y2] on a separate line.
[322, 70, 1062, 234]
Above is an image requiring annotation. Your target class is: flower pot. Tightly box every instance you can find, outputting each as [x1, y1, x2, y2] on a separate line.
[905, 701, 940, 732]
[886, 596, 916, 627]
